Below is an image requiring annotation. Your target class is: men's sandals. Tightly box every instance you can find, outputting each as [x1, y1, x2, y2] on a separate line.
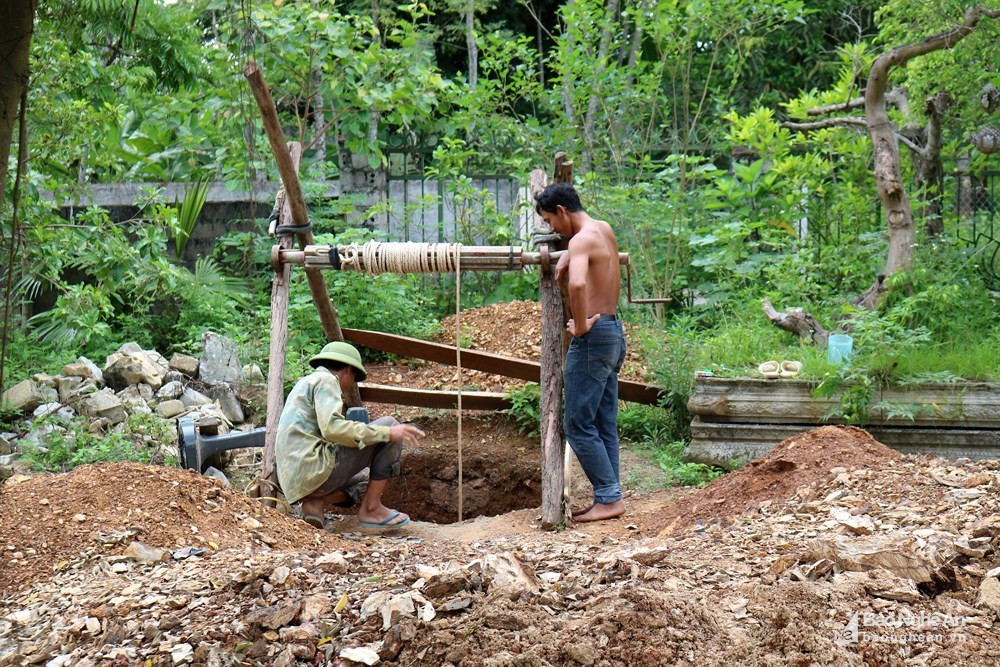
[757, 360, 801, 379]
[302, 514, 328, 530]
[358, 510, 410, 529]
[780, 360, 802, 378]
[757, 360, 780, 378]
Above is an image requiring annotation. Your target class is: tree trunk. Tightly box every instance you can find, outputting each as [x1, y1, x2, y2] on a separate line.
[0, 0, 34, 205]
[532, 167, 567, 530]
[914, 92, 950, 237]
[465, 4, 477, 91]
[312, 68, 325, 175]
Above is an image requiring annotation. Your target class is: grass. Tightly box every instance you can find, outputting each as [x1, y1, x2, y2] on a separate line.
[618, 404, 725, 489]
[891, 339, 1000, 382]
[625, 438, 726, 489]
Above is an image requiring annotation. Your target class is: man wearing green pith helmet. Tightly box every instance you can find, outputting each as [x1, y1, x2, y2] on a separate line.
[275, 341, 425, 529]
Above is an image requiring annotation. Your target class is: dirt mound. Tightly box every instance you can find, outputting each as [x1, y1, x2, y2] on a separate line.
[367, 300, 653, 396]
[435, 300, 544, 362]
[0, 463, 343, 595]
[655, 425, 901, 535]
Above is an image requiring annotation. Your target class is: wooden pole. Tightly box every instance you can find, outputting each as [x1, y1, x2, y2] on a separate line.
[533, 167, 568, 529]
[244, 62, 309, 228]
[257, 216, 294, 504]
[553, 152, 574, 355]
[244, 62, 362, 408]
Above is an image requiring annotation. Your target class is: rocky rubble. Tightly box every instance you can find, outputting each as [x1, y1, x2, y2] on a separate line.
[0, 332, 265, 476]
[1, 426, 999, 665]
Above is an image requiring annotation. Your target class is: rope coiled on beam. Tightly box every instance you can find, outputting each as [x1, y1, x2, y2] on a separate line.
[339, 241, 461, 275]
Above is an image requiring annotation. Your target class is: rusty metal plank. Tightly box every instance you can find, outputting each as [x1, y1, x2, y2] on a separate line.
[344, 327, 539, 380]
[359, 384, 511, 410]
[344, 327, 663, 406]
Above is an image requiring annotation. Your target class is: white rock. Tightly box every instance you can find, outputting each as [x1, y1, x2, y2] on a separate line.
[170, 643, 194, 664]
[339, 646, 381, 665]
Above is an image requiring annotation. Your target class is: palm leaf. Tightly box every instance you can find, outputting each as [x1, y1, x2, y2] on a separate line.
[189, 257, 250, 302]
[173, 179, 211, 258]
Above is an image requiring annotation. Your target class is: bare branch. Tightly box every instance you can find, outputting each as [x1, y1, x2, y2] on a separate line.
[895, 132, 924, 155]
[782, 117, 868, 131]
[806, 96, 864, 116]
[805, 87, 907, 116]
[865, 5, 999, 282]
[762, 298, 830, 347]
[868, 7, 1000, 109]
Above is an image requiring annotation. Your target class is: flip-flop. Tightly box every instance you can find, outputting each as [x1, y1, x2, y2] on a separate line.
[757, 360, 780, 379]
[780, 360, 802, 378]
[303, 514, 328, 530]
[358, 510, 410, 529]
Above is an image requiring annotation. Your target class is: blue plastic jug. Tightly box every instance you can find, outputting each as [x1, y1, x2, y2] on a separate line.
[827, 334, 853, 365]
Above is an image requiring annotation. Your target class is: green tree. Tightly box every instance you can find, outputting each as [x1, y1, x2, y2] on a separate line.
[778, 4, 999, 307]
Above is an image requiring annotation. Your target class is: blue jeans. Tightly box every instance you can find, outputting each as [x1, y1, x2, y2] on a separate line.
[564, 314, 627, 504]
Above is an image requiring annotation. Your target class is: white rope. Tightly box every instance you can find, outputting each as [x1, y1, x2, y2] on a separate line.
[338, 240, 467, 521]
[338, 241, 460, 275]
[455, 243, 463, 523]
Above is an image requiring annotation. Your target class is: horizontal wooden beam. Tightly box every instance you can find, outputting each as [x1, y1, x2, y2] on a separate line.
[344, 327, 663, 405]
[44, 181, 340, 208]
[359, 383, 511, 410]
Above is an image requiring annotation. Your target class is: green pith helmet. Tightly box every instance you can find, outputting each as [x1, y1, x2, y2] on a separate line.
[309, 341, 367, 381]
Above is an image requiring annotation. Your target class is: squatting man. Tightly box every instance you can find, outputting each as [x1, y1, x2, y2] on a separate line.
[275, 341, 425, 529]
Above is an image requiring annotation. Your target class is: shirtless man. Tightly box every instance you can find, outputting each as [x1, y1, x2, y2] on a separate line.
[535, 182, 627, 522]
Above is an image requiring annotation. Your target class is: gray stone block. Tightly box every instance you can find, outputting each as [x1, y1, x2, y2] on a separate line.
[104, 352, 165, 391]
[169, 353, 200, 378]
[2, 379, 44, 413]
[180, 387, 214, 408]
[199, 332, 243, 384]
[156, 399, 187, 419]
[203, 384, 245, 424]
[62, 357, 104, 385]
[79, 389, 128, 425]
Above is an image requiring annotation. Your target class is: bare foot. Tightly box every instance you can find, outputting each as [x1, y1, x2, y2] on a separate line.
[573, 500, 625, 523]
[571, 504, 594, 517]
[301, 490, 351, 519]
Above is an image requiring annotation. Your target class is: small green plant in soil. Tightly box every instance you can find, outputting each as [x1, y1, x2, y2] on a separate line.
[505, 383, 541, 438]
[21, 412, 175, 472]
[619, 404, 724, 487]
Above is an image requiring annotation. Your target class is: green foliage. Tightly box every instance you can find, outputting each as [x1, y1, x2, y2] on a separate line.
[248, 0, 450, 170]
[874, 0, 1000, 134]
[617, 404, 675, 445]
[21, 412, 174, 473]
[170, 179, 210, 257]
[626, 433, 725, 488]
[484, 270, 539, 305]
[638, 318, 700, 442]
[548, 0, 806, 171]
[28, 284, 114, 349]
[17, 202, 250, 361]
[649, 440, 726, 487]
[814, 309, 934, 425]
[505, 383, 540, 438]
